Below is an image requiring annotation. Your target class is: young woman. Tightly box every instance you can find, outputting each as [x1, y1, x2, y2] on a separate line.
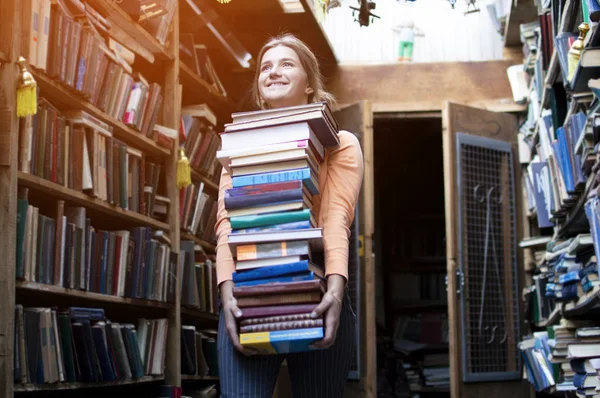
[215, 33, 364, 397]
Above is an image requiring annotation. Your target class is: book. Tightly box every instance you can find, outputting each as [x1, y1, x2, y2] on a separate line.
[239, 327, 324, 354]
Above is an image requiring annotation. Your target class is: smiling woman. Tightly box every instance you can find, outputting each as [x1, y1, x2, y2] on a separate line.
[215, 33, 364, 398]
[251, 34, 335, 109]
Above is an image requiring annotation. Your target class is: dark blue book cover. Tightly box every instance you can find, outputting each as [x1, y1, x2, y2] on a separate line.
[91, 325, 116, 381]
[234, 272, 318, 287]
[225, 187, 303, 210]
[232, 260, 321, 283]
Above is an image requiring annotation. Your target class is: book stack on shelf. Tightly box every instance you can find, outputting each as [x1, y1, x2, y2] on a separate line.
[179, 240, 218, 315]
[180, 325, 219, 378]
[14, 306, 168, 387]
[180, 104, 220, 248]
[16, 196, 177, 302]
[513, 0, 600, 393]
[215, 102, 341, 354]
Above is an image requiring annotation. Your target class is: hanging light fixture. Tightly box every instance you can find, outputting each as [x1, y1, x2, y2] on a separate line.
[216, 0, 232, 3]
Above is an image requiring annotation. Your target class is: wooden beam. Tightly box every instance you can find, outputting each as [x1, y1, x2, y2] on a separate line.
[371, 100, 527, 113]
[163, 2, 181, 389]
[0, 0, 19, 396]
[362, 101, 376, 398]
[329, 61, 523, 110]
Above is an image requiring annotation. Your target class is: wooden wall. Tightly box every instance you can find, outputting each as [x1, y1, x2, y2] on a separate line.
[328, 60, 525, 112]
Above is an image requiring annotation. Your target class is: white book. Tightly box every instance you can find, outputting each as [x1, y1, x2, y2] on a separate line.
[37, 0, 51, 71]
[220, 122, 325, 156]
[227, 228, 323, 251]
[236, 255, 304, 271]
[217, 139, 323, 169]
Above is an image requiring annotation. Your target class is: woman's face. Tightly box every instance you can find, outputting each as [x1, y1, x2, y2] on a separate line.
[258, 45, 312, 109]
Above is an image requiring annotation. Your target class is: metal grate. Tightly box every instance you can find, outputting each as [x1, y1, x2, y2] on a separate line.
[347, 204, 361, 380]
[456, 133, 521, 382]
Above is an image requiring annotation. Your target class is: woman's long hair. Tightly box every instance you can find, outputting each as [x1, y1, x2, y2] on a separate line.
[251, 34, 335, 110]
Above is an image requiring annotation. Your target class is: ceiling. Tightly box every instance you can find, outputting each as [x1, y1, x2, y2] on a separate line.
[179, 0, 338, 110]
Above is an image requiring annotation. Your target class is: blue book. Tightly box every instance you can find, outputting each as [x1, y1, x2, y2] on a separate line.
[234, 272, 318, 287]
[530, 162, 554, 228]
[232, 220, 311, 234]
[558, 271, 580, 284]
[240, 327, 324, 354]
[232, 168, 319, 195]
[68, 307, 105, 321]
[556, 127, 575, 193]
[232, 260, 322, 283]
[91, 325, 116, 381]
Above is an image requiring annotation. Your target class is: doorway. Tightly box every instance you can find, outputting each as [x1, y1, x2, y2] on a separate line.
[373, 115, 450, 397]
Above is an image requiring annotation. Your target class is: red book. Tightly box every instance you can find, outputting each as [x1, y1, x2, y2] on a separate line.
[233, 279, 324, 298]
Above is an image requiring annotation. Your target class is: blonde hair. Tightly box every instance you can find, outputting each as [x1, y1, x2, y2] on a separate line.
[252, 34, 335, 109]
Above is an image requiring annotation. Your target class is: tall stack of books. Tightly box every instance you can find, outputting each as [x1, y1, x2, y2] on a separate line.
[216, 102, 340, 354]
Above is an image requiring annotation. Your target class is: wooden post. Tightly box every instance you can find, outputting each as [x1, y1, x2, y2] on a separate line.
[361, 102, 376, 398]
[164, 0, 181, 388]
[0, 0, 20, 396]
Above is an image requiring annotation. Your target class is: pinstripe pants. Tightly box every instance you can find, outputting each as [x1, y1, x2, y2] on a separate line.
[217, 292, 357, 397]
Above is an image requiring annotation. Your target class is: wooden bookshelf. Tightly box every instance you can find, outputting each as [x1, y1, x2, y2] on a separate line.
[16, 281, 172, 309]
[191, 168, 219, 195]
[181, 232, 217, 252]
[86, 0, 172, 60]
[563, 286, 600, 317]
[29, 69, 170, 157]
[2, 0, 228, 394]
[18, 171, 170, 231]
[532, 306, 561, 328]
[180, 305, 219, 322]
[14, 376, 164, 392]
[180, 62, 236, 114]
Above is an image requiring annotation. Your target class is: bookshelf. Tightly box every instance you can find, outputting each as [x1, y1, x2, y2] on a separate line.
[15, 281, 173, 310]
[27, 68, 170, 157]
[18, 171, 170, 230]
[517, 0, 600, 393]
[13, 375, 164, 392]
[0, 0, 224, 396]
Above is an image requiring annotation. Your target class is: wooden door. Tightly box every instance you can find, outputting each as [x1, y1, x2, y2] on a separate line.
[442, 102, 528, 398]
[334, 101, 376, 398]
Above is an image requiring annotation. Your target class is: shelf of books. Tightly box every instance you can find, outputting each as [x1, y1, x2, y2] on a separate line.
[6, 0, 219, 396]
[515, 0, 600, 394]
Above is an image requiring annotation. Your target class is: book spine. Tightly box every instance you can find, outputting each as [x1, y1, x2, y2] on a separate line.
[233, 279, 321, 297]
[224, 188, 303, 210]
[232, 168, 317, 195]
[230, 208, 311, 230]
[240, 318, 323, 333]
[232, 260, 310, 283]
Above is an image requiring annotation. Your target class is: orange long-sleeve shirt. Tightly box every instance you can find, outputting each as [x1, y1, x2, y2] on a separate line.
[214, 130, 365, 285]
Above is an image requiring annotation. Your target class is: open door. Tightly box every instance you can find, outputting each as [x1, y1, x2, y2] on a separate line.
[334, 101, 376, 398]
[443, 102, 527, 398]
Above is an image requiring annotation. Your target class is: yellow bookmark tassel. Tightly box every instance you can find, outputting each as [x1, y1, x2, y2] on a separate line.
[16, 56, 37, 118]
[176, 147, 192, 189]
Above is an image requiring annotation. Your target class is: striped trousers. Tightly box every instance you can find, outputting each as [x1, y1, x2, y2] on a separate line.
[217, 292, 357, 397]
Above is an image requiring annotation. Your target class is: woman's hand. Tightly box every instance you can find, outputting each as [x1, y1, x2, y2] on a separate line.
[220, 280, 256, 356]
[309, 274, 346, 349]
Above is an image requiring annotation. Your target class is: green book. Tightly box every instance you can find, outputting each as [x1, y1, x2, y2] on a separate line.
[58, 313, 77, 382]
[230, 209, 311, 230]
[16, 199, 29, 278]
